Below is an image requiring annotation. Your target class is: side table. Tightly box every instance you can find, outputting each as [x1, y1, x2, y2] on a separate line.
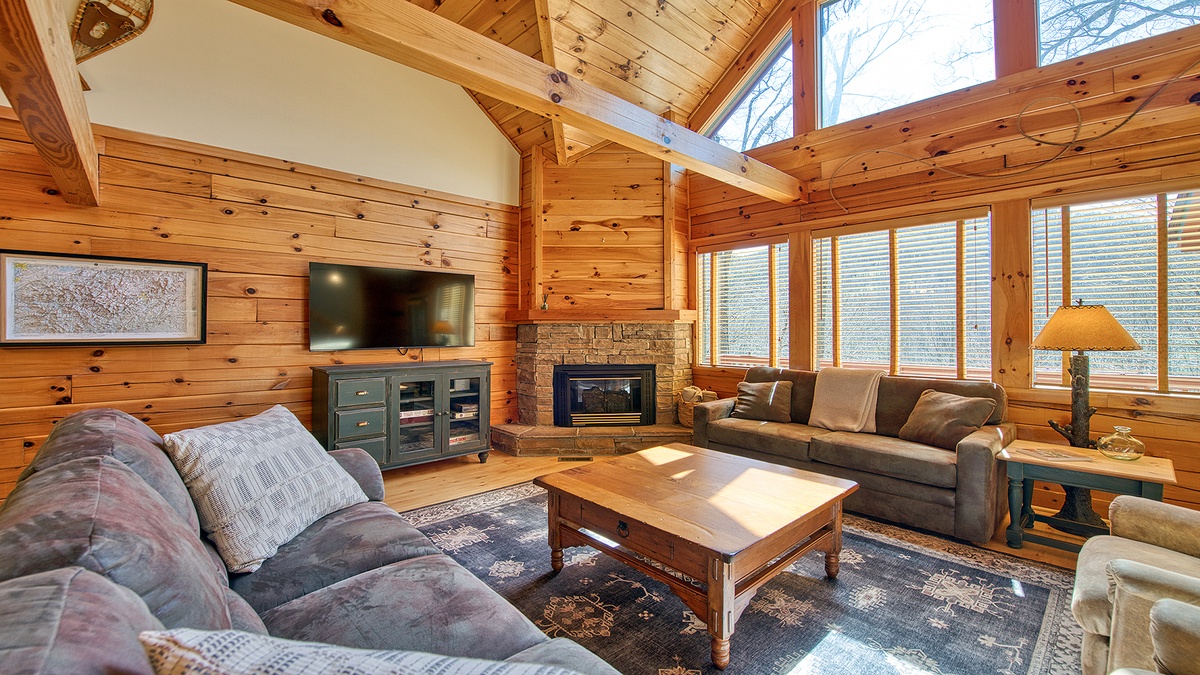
[1001, 439, 1177, 552]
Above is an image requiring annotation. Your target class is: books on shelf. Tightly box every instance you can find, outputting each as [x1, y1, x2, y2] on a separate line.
[449, 432, 479, 445]
[451, 411, 478, 419]
[396, 406, 433, 424]
[1013, 447, 1095, 462]
[451, 402, 478, 413]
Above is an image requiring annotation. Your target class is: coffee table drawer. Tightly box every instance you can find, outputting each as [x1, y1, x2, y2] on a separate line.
[562, 496, 675, 563]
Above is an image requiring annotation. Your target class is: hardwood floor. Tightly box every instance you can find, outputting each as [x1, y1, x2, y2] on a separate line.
[382, 450, 1080, 570]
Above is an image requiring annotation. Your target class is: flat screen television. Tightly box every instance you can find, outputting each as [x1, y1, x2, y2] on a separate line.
[309, 262, 475, 351]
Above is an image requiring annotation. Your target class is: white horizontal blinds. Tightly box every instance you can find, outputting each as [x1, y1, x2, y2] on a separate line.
[1070, 197, 1160, 389]
[963, 217, 992, 379]
[837, 230, 891, 369]
[774, 242, 790, 368]
[1031, 207, 1065, 386]
[896, 222, 957, 377]
[713, 246, 771, 366]
[813, 238, 835, 368]
[698, 253, 713, 365]
[1167, 191, 1200, 391]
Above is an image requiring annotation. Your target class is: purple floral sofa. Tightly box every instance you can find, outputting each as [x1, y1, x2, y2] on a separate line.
[0, 408, 617, 674]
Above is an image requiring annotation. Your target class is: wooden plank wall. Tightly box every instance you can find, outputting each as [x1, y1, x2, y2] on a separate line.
[690, 27, 1200, 512]
[0, 114, 520, 502]
[530, 144, 673, 310]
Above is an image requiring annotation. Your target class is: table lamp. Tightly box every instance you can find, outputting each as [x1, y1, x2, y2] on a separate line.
[1030, 300, 1141, 531]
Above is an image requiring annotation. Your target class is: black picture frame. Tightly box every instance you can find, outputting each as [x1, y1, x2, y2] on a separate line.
[0, 250, 207, 346]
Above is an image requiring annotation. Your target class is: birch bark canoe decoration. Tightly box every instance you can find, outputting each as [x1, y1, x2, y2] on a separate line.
[71, 0, 153, 64]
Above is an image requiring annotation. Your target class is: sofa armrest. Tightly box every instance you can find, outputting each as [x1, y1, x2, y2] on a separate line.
[1106, 559, 1200, 672]
[951, 422, 1015, 543]
[1146, 598, 1200, 675]
[328, 448, 385, 501]
[692, 398, 736, 448]
[1109, 496, 1200, 558]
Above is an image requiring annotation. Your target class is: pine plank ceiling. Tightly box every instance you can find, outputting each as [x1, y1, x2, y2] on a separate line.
[417, 0, 782, 156]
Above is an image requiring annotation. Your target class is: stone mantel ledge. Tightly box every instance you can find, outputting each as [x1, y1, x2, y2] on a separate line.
[505, 309, 697, 323]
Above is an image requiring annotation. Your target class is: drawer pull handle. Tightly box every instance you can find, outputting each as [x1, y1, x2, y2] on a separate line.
[355, 390, 369, 396]
[616, 521, 629, 538]
[355, 421, 370, 427]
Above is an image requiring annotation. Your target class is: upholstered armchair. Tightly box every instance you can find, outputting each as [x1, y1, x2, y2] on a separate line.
[1109, 599, 1200, 675]
[1072, 495, 1200, 673]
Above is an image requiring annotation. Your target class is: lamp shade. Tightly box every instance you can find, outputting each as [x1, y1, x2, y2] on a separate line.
[1030, 304, 1141, 352]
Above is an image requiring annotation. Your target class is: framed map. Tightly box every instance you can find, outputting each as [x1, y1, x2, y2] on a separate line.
[1, 251, 207, 346]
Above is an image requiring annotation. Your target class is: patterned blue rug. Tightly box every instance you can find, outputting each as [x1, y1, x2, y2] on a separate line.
[403, 483, 1081, 675]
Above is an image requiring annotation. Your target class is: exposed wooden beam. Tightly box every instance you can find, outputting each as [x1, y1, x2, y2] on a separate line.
[532, 0, 568, 164]
[0, 0, 99, 206]
[228, 0, 804, 204]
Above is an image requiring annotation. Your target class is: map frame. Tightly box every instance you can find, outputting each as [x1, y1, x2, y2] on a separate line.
[0, 250, 207, 346]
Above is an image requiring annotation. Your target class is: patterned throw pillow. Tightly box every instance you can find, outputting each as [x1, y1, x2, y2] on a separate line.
[139, 629, 585, 675]
[163, 405, 368, 573]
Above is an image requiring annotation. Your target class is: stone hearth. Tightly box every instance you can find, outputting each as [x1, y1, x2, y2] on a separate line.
[493, 322, 694, 455]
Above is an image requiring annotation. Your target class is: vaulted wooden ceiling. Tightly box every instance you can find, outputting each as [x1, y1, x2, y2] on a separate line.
[420, 0, 782, 160]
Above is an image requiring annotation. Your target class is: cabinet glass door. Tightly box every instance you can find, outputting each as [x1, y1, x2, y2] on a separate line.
[392, 376, 438, 461]
[446, 374, 484, 451]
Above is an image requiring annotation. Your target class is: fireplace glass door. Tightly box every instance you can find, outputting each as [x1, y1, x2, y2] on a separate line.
[552, 364, 655, 427]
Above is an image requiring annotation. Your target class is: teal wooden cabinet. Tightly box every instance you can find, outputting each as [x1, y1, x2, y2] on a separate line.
[312, 361, 492, 469]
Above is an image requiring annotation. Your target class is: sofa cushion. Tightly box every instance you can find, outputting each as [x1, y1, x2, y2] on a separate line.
[224, 588, 268, 635]
[19, 408, 201, 534]
[140, 629, 583, 675]
[809, 431, 958, 489]
[506, 638, 621, 674]
[163, 405, 368, 573]
[0, 567, 161, 675]
[0, 456, 232, 630]
[744, 366, 818, 424]
[898, 389, 997, 451]
[707, 417, 824, 462]
[262, 555, 549, 661]
[1072, 534, 1200, 636]
[875, 376, 1006, 438]
[731, 380, 792, 423]
[230, 501, 441, 614]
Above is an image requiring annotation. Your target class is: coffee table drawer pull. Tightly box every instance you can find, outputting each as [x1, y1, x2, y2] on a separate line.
[616, 521, 629, 538]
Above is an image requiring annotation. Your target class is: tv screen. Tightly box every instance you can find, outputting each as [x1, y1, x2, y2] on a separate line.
[309, 263, 475, 351]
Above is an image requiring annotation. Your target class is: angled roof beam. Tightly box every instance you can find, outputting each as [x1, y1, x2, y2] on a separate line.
[0, 0, 99, 206]
[228, 0, 804, 204]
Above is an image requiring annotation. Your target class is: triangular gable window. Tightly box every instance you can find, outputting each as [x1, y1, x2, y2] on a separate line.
[710, 36, 794, 152]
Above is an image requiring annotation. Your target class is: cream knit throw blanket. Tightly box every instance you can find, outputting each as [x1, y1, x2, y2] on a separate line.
[808, 367, 886, 432]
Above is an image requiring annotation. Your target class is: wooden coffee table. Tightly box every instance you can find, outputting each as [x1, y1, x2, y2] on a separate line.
[533, 443, 858, 670]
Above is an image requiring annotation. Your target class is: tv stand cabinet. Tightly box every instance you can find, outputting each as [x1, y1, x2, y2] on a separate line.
[311, 361, 491, 470]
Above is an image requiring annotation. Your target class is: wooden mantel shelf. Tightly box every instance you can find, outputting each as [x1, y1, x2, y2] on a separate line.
[505, 309, 698, 324]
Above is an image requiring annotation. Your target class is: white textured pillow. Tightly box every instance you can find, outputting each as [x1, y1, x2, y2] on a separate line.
[163, 405, 367, 573]
[139, 629, 584, 675]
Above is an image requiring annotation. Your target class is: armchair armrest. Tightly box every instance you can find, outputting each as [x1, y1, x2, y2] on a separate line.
[1110, 496, 1200, 558]
[328, 448, 385, 501]
[1106, 559, 1200, 672]
[951, 422, 1015, 543]
[692, 398, 736, 448]
[1146, 598, 1200, 675]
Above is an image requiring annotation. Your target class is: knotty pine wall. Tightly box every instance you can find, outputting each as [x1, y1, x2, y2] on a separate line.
[518, 143, 688, 312]
[0, 115, 520, 502]
[691, 27, 1200, 511]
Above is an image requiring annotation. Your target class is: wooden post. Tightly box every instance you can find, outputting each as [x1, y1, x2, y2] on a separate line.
[991, 201, 1032, 390]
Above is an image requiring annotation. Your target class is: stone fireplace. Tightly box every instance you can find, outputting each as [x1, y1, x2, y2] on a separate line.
[553, 363, 656, 427]
[491, 321, 695, 455]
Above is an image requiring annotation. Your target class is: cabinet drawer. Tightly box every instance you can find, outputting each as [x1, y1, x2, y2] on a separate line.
[565, 496, 674, 563]
[335, 378, 386, 407]
[334, 436, 388, 465]
[335, 407, 387, 440]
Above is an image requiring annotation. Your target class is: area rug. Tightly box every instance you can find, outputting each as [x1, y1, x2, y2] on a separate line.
[403, 484, 1082, 675]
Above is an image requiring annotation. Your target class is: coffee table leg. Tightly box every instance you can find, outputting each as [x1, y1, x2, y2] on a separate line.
[708, 558, 735, 670]
[824, 503, 843, 579]
[547, 492, 563, 573]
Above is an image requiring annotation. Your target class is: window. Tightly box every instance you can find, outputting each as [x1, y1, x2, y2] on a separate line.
[697, 242, 790, 367]
[1039, 0, 1200, 66]
[710, 37, 794, 152]
[1032, 189, 1200, 392]
[813, 212, 992, 377]
[818, 0, 995, 127]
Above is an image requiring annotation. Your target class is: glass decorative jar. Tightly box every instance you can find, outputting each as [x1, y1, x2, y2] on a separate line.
[1097, 426, 1145, 461]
